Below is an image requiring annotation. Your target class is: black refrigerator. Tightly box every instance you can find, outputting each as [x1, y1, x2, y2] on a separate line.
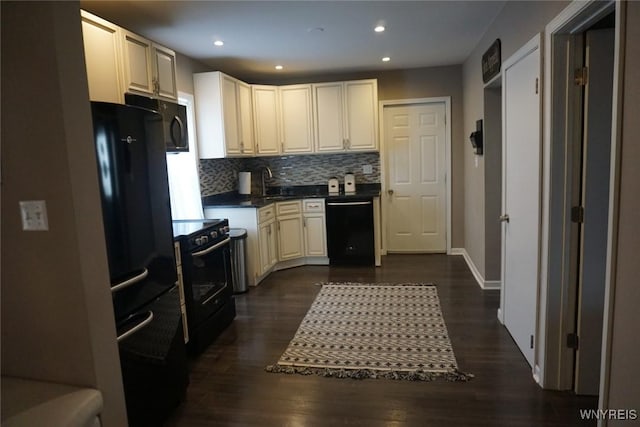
[91, 102, 188, 426]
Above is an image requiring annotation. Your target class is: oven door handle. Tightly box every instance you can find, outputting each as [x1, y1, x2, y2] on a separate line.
[111, 268, 149, 293]
[192, 237, 231, 257]
[117, 311, 154, 342]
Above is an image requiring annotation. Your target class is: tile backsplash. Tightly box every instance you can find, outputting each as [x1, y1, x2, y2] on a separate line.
[199, 152, 380, 196]
[199, 158, 243, 196]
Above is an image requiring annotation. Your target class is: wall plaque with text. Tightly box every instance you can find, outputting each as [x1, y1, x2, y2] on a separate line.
[482, 39, 501, 83]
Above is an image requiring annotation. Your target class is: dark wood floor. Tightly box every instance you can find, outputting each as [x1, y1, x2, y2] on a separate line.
[166, 254, 596, 426]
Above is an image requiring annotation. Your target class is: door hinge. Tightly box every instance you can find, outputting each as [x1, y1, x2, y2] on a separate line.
[530, 335, 534, 349]
[574, 67, 588, 86]
[567, 333, 579, 350]
[535, 78, 539, 94]
[571, 206, 584, 223]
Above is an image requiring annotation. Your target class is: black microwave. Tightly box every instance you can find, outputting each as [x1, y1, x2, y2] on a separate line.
[125, 93, 189, 153]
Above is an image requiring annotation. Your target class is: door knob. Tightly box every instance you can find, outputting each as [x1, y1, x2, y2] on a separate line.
[499, 214, 510, 222]
[388, 189, 394, 196]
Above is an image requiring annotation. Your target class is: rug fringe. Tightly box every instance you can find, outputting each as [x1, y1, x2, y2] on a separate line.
[265, 365, 473, 382]
[314, 281, 437, 287]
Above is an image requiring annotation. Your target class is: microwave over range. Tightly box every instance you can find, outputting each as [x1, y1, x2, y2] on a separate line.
[125, 93, 189, 152]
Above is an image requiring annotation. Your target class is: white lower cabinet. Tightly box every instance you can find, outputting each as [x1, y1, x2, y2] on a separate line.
[204, 198, 328, 287]
[304, 215, 327, 257]
[258, 219, 277, 275]
[276, 201, 304, 261]
[303, 199, 327, 257]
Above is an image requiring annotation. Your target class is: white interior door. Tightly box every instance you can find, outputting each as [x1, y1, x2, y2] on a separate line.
[385, 103, 446, 252]
[574, 28, 615, 395]
[501, 37, 541, 368]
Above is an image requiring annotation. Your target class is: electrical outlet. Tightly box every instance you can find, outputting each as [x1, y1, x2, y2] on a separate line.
[19, 200, 49, 231]
[362, 164, 373, 174]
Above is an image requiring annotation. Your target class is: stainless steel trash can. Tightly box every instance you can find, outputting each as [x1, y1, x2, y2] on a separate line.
[228, 228, 248, 293]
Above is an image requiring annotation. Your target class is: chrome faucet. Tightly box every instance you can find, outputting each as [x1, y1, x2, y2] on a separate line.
[260, 166, 273, 196]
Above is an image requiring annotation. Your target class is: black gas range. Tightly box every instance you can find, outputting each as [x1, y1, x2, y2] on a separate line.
[172, 219, 236, 354]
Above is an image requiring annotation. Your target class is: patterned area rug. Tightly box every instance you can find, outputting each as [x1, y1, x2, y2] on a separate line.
[266, 282, 473, 381]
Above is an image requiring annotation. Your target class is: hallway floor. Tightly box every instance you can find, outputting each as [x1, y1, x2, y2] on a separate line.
[166, 254, 596, 426]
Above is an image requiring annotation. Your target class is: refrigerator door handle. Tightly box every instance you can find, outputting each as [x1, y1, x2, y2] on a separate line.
[192, 237, 231, 257]
[117, 311, 154, 342]
[111, 268, 149, 293]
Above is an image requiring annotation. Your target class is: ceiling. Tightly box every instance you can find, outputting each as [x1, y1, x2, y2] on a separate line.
[81, 1, 506, 81]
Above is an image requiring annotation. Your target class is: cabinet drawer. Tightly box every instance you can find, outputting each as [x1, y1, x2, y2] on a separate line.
[258, 205, 275, 224]
[303, 198, 325, 213]
[276, 200, 302, 216]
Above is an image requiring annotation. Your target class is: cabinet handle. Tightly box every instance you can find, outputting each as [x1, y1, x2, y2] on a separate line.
[303, 218, 306, 227]
[281, 143, 284, 152]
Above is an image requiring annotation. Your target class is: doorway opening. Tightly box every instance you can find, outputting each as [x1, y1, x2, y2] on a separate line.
[540, 0, 618, 395]
[483, 78, 502, 288]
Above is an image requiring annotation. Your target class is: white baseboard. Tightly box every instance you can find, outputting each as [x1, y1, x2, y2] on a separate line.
[450, 248, 502, 290]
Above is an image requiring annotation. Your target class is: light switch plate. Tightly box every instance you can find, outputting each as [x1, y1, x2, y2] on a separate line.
[362, 164, 373, 174]
[19, 200, 49, 231]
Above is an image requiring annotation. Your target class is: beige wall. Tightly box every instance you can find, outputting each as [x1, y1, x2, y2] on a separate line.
[176, 52, 211, 95]
[461, 0, 569, 278]
[1, 2, 127, 425]
[606, 1, 640, 422]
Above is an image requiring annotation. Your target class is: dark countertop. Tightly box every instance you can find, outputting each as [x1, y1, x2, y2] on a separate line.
[202, 184, 381, 209]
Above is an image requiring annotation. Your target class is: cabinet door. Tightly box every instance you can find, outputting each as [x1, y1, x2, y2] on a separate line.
[81, 10, 123, 103]
[277, 216, 304, 260]
[238, 82, 255, 155]
[153, 43, 177, 100]
[252, 85, 280, 155]
[304, 214, 327, 257]
[221, 75, 242, 155]
[121, 30, 154, 95]
[258, 221, 272, 275]
[267, 221, 279, 269]
[279, 85, 314, 154]
[345, 80, 378, 151]
[314, 83, 345, 153]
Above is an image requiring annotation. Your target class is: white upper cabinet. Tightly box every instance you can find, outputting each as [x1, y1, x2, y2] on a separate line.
[313, 79, 378, 152]
[153, 43, 178, 100]
[279, 85, 314, 154]
[194, 71, 254, 158]
[314, 82, 345, 152]
[345, 80, 378, 151]
[121, 30, 178, 100]
[252, 85, 280, 155]
[237, 81, 255, 155]
[81, 10, 177, 102]
[121, 30, 154, 95]
[80, 10, 124, 103]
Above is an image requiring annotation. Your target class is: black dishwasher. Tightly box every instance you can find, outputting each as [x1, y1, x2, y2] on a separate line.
[325, 197, 375, 265]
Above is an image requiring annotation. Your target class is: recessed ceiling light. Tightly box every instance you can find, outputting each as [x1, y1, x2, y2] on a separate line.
[214, 40, 224, 46]
[275, 65, 283, 70]
[382, 57, 391, 62]
[374, 25, 385, 33]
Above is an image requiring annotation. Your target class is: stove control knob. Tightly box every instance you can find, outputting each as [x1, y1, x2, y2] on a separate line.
[210, 230, 218, 238]
[223, 226, 230, 233]
[194, 237, 201, 246]
[201, 235, 209, 244]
